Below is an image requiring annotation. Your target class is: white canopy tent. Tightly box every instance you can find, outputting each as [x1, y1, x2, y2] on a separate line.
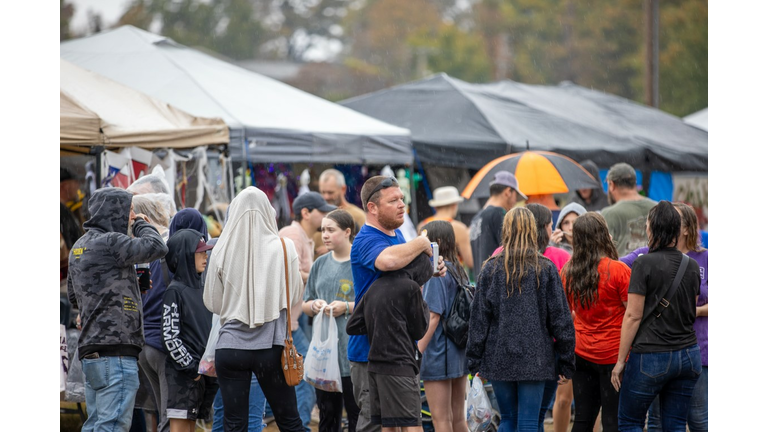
[683, 108, 708, 132]
[60, 59, 230, 149]
[60, 26, 413, 164]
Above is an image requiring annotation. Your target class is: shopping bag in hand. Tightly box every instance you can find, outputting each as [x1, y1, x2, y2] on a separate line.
[467, 374, 493, 432]
[303, 306, 342, 392]
[198, 314, 222, 377]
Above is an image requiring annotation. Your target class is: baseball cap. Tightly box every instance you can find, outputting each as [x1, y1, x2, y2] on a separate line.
[606, 162, 636, 184]
[195, 239, 214, 253]
[292, 191, 337, 215]
[489, 171, 527, 201]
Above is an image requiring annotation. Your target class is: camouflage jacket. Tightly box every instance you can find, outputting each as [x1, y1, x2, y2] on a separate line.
[67, 187, 168, 360]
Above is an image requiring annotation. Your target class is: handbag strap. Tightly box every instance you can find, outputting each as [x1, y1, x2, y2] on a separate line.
[280, 238, 294, 345]
[636, 253, 690, 339]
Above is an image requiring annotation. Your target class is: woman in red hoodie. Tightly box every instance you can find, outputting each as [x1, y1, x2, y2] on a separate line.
[560, 212, 630, 432]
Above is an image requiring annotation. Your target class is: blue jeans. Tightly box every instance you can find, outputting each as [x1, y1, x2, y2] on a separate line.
[292, 328, 316, 432]
[539, 380, 558, 432]
[212, 373, 267, 432]
[490, 380, 546, 432]
[81, 355, 140, 432]
[618, 346, 702, 432]
[646, 365, 708, 432]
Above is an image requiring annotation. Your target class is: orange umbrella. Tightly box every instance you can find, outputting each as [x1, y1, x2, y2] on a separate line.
[462, 151, 600, 199]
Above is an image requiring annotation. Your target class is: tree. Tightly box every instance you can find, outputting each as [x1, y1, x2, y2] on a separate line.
[61, 0, 75, 40]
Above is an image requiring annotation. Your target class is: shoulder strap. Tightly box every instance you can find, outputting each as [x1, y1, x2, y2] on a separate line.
[280, 238, 294, 344]
[636, 253, 690, 338]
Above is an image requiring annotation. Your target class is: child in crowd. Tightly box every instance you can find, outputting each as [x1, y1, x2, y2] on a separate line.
[302, 209, 361, 432]
[162, 229, 217, 432]
[346, 254, 433, 432]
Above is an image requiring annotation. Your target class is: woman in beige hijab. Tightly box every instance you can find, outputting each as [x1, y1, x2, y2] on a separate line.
[204, 186, 305, 432]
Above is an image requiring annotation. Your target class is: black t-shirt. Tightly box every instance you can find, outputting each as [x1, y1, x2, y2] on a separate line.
[629, 247, 700, 353]
[469, 206, 505, 277]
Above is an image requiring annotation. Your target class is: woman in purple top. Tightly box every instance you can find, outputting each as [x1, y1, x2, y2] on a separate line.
[619, 202, 708, 431]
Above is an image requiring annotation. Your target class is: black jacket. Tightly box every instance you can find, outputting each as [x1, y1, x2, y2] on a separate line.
[162, 229, 213, 378]
[347, 253, 432, 376]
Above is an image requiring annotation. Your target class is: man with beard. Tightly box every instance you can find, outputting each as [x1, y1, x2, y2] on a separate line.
[67, 187, 168, 432]
[314, 169, 367, 257]
[348, 175, 446, 432]
[601, 162, 657, 256]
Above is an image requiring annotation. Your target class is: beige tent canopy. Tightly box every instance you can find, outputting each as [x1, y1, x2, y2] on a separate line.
[60, 59, 229, 151]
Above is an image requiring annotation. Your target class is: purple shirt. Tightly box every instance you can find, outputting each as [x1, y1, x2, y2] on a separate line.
[620, 247, 708, 365]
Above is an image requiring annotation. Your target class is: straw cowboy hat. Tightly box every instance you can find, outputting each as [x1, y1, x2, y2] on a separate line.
[429, 186, 465, 208]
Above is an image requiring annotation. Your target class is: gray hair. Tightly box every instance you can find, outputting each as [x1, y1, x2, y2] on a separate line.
[319, 169, 345, 188]
[132, 193, 171, 233]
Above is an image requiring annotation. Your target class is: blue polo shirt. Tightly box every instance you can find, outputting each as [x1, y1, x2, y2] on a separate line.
[348, 224, 406, 362]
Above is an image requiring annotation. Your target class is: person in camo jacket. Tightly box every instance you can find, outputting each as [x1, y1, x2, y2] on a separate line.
[67, 187, 168, 432]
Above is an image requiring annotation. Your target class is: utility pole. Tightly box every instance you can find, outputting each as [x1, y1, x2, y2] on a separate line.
[644, 0, 660, 107]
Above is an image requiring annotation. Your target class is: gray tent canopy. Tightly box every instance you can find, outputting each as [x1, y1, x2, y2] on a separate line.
[61, 26, 413, 165]
[341, 73, 707, 172]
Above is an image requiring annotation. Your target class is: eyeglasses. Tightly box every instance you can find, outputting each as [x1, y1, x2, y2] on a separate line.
[363, 176, 399, 206]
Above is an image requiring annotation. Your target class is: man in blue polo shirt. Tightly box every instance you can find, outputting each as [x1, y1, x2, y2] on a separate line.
[349, 175, 446, 432]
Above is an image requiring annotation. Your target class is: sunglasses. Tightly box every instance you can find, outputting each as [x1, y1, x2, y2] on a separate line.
[363, 176, 399, 207]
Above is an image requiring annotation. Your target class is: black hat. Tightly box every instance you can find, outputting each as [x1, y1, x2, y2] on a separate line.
[292, 191, 337, 215]
[61, 167, 76, 183]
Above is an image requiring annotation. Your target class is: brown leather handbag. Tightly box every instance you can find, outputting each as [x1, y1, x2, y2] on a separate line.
[280, 238, 304, 386]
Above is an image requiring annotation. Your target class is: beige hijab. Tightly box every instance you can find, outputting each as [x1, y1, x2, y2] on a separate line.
[204, 186, 303, 327]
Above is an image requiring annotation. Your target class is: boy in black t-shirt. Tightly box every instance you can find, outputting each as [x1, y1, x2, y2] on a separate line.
[347, 253, 433, 431]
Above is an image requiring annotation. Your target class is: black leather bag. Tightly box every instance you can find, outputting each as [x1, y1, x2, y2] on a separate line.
[442, 276, 475, 349]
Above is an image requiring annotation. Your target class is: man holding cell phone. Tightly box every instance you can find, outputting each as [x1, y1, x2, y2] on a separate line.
[67, 187, 168, 432]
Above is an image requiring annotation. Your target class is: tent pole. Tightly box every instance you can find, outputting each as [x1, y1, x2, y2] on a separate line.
[410, 166, 418, 227]
[241, 128, 247, 195]
[90, 145, 104, 187]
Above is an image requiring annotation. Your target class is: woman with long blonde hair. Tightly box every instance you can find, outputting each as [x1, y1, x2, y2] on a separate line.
[466, 207, 575, 432]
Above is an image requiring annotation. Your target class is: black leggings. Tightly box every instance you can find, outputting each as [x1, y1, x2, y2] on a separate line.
[216, 347, 304, 432]
[316, 376, 360, 432]
[572, 354, 620, 432]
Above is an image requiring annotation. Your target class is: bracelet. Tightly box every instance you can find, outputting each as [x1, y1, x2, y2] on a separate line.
[345, 302, 350, 316]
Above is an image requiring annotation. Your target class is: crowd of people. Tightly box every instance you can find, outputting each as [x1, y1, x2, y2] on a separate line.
[62, 161, 708, 432]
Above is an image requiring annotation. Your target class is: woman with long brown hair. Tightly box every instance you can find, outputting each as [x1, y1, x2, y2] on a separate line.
[418, 220, 470, 432]
[466, 207, 575, 432]
[561, 212, 631, 432]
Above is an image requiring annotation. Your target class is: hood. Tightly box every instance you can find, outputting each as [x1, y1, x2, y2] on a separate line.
[169, 208, 209, 239]
[384, 253, 434, 286]
[556, 202, 588, 230]
[579, 160, 607, 195]
[82, 187, 133, 234]
[166, 228, 205, 287]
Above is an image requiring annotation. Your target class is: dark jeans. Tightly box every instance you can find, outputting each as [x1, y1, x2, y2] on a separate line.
[646, 365, 708, 432]
[316, 376, 360, 432]
[572, 354, 619, 432]
[617, 345, 701, 432]
[216, 347, 304, 432]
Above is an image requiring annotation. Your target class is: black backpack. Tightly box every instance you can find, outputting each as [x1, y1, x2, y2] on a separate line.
[441, 274, 475, 349]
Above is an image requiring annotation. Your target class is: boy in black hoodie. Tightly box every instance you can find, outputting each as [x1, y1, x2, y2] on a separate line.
[346, 253, 432, 431]
[162, 228, 217, 431]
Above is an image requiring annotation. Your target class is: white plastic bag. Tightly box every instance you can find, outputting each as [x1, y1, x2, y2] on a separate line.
[303, 306, 342, 392]
[467, 374, 493, 432]
[198, 314, 222, 377]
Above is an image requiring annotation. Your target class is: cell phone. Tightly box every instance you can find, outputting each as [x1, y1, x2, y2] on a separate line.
[430, 242, 439, 275]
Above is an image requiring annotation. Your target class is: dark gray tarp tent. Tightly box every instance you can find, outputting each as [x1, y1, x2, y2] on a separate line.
[60, 26, 413, 165]
[341, 73, 707, 172]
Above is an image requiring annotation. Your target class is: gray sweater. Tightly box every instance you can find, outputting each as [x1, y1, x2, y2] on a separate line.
[466, 254, 576, 381]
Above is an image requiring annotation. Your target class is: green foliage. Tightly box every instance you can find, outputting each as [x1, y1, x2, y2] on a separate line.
[60, 0, 75, 40]
[420, 24, 492, 83]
